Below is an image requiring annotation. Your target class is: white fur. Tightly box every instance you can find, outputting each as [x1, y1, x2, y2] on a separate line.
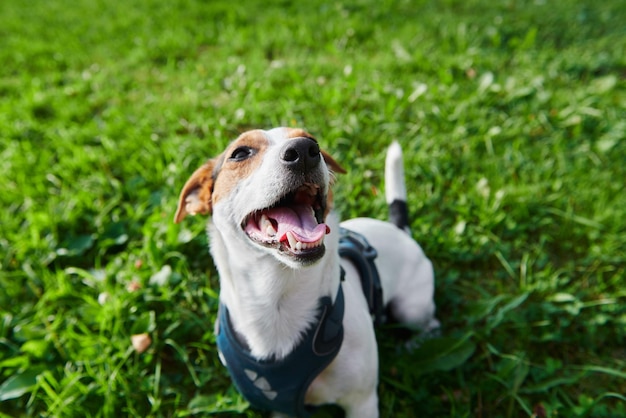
[385, 140, 407, 204]
[180, 128, 438, 417]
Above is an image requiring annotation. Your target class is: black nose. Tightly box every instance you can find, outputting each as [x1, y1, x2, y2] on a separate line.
[280, 137, 321, 173]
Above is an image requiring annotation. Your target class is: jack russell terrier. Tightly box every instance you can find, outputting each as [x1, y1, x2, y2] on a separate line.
[174, 127, 439, 418]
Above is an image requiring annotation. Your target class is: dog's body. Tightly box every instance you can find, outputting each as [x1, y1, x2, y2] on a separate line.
[175, 127, 438, 417]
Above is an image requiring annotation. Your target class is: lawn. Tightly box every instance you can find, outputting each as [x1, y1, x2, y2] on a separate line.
[1, 0, 625, 416]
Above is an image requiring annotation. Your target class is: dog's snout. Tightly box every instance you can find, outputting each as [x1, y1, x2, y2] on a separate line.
[280, 137, 321, 173]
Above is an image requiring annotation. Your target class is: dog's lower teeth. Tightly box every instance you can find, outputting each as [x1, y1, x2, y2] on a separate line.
[260, 214, 277, 236]
[284, 231, 324, 252]
[284, 232, 319, 251]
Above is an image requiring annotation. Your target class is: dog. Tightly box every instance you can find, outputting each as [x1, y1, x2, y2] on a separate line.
[174, 127, 439, 417]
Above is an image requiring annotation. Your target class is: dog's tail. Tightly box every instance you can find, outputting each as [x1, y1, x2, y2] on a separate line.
[385, 141, 411, 234]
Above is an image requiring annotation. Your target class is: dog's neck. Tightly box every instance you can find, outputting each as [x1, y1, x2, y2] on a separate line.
[209, 213, 342, 360]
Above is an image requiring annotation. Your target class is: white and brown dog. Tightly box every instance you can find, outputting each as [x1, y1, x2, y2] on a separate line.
[174, 127, 439, 418]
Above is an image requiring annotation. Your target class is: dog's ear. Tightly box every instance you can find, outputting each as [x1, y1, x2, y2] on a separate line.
[174, 158, 220, 223]
[321, 150, 347, 174]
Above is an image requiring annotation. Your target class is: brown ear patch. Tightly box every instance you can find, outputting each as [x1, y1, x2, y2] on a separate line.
[173, 158, 219, 223]
[321, 150, 346, 174]
[321, 150, 344, 218]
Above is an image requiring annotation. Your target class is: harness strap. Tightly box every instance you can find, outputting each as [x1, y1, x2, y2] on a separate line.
[338, 227, 386, 325]
[216, 285, 344, 417]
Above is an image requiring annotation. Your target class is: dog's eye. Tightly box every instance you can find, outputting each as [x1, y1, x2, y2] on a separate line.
[229, 146, 256, 162]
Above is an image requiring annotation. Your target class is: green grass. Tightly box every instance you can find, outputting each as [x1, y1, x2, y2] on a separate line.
[1, 0, 625, 416]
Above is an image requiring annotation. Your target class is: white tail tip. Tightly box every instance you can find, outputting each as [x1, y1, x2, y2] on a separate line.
[385, 141, 407, 204]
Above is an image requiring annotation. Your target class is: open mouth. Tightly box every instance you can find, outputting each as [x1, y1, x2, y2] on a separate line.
[242, 182, 330, 262]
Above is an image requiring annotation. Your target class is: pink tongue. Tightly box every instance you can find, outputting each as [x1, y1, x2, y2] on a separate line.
[265, 205, 328, 243]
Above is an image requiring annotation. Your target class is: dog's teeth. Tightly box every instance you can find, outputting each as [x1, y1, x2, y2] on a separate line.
[284, 231, 325, 251]
[260, 214, 277, 236]
[286, 231, 298, 249]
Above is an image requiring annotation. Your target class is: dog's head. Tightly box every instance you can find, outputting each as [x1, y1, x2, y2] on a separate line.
[174, 127, 345, 267]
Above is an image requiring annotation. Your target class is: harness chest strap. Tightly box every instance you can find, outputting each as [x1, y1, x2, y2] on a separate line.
[216, 285, 345, 417]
